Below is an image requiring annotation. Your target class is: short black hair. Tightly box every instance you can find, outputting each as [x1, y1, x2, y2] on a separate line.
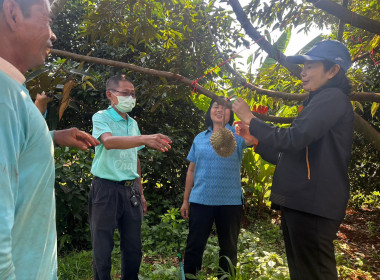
[321, 60, 352, 95]
[205, 99, 234, 129]
[0, 0, 42, 17]
[106, 74, 133, 91]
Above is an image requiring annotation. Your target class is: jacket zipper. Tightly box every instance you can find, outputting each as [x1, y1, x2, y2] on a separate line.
[306, 146, 311, 180]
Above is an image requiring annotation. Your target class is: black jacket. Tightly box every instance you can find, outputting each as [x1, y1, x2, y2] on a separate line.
[251, 87, 354, 221]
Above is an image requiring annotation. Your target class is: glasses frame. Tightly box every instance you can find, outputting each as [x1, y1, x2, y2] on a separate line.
[108, 89, 136, 98]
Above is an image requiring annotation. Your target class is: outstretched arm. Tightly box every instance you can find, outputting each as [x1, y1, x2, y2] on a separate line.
[53, 128, 100, 150]
[100, 133, 172, 152]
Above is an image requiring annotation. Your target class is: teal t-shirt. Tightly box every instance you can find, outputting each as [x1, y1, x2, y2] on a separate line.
[91, 107, 144, 181]
[0, 70, 57, 279]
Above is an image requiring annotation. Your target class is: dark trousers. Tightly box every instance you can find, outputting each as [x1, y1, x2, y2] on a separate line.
[184, 203, 242, 279]
[281, 207, 341, 280]
[89, 177, 143, 280]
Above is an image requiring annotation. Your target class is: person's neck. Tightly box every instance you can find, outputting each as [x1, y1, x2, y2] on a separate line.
[213, 122, 225, 132]
[112, 105, 128, 121]
[0, 45, 27, 74]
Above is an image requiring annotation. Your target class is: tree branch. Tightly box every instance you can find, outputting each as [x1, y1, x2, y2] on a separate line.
[51, 49, 380, 103]
[337, 0, 349, 41]
[228, 0, 302, 78]
[50, 49, 293, 124]
[228, 0, 380, 151]
[352, 46, 380, 62]
[307, 0, 380, 35]
[354, 112, 380, 151]
[51, 48, 380, 147]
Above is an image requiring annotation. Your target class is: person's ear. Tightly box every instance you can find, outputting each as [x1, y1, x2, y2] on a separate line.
[106, 91, 115, 104]
[2, 0, 23, 31]
[105, 91, 113, 100]
[327, 64, 341, 79]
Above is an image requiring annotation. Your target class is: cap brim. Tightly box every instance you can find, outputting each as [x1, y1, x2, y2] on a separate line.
[286, 54, 325, 64]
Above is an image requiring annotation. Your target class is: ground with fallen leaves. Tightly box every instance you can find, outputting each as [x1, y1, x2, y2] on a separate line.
[336, 207, 380, 279]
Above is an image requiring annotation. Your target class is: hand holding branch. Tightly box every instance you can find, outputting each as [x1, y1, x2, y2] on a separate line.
[232, 98, 255, 124]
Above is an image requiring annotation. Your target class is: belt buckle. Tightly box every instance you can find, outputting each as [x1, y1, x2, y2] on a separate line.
[124, 180, 134, 187]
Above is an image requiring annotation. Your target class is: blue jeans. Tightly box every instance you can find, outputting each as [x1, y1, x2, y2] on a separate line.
[184, 203, 243, 279]
[89, 177, 143, 280]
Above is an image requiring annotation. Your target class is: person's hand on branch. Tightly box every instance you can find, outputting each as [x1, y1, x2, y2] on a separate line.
[232, 98, 255, 124]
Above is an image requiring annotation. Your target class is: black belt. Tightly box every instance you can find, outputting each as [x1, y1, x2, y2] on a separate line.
[95, 176, 135, 187]
[121, 180, 135, 187]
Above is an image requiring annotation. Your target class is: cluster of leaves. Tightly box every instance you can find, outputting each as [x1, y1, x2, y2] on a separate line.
[241, 151, 275, 218]
[142, 208, 188, 257]
[348, 190, 380, 209]
[244, 0, 334, 32]
[54, 146, 95, 253]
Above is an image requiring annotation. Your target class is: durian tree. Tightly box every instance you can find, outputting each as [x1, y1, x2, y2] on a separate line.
[43, 0, 379, 199]
[46, 0, 380, 150]
[36, 0, 379, 248]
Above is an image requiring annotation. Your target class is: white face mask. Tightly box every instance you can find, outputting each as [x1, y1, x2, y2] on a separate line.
[113, 95, 136, 113]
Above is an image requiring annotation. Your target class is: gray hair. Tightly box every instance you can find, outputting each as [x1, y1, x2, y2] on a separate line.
[0, 0, 43, 17]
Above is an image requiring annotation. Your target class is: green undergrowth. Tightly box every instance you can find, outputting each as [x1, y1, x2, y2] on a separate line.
[58, 207, 379, 280]
[58, 214, 290, 280]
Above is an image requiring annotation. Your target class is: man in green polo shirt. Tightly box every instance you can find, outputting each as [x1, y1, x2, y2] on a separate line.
[89, 74, 172, 280]
[0, 0, 99, 279]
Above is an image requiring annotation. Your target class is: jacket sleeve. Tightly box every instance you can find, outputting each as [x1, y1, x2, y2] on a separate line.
[254, 142, 280, 165]
[249, 88, 350, 152]
[0, 104, 17, 280]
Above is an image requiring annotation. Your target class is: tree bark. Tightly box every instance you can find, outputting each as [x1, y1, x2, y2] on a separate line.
[354, 112, 380, 151]
[228, 0, 302, 78]
[307, 0, 380, 35]
[337, 0, 349, 41]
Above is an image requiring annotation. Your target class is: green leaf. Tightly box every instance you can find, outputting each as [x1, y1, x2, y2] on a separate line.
[295, 34, 324, 55]
[26, 67, 50, 83]
[371, 102, 379, 117]
[69, 69, 95, 79]
[260, 28, 292, 71]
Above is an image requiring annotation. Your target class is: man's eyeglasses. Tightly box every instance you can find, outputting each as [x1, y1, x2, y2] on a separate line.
[108, 89, 136, 98]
